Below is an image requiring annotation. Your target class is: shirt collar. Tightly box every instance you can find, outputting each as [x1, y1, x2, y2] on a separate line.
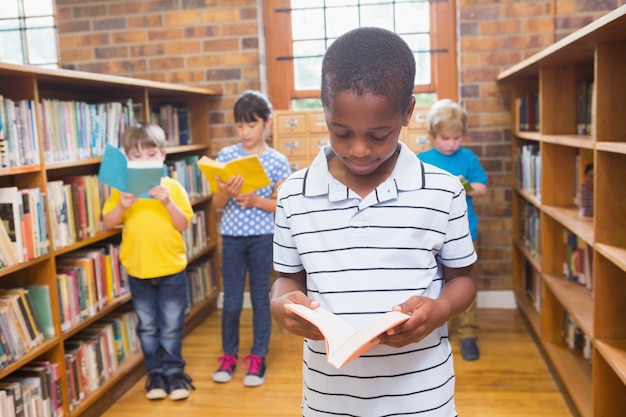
[302, 141, 425, 200]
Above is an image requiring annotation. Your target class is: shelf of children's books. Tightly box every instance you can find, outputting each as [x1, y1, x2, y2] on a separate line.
[596, 141, 626, 154]
[595, 340, 626, 386]
[0, 254, 51, 278]
[0, 336, 59, 379]
[51, 229, 121, 256]
[513, 288, 541, 334]
[541, 134, 595, 149]
[514, 237, 542, 270]
[544, 273, 593, 337]
[542, 205, 594, 246]
[62, 292, 132, 340]
[515, 186, 541, 208]
[595, 243, 626, 273]
[543, 338, 593, 417]
[69, 349, 144, 417]
[514, 131, 541, 141]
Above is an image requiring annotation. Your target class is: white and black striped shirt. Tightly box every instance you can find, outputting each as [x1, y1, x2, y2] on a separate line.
[274, 143, 476, 417]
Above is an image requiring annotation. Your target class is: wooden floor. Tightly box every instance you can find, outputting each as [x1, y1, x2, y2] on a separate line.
[101, 308, 574, 417]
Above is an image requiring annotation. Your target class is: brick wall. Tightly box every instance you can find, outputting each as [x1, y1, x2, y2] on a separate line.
[55, 0, 625, 291]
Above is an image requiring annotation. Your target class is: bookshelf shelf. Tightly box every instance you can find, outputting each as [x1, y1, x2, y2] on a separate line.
[0, 62, 220, 417]
[499, 5, 626, 416]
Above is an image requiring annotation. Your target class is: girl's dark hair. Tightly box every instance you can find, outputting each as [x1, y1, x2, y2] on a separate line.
[321, 27, 416, 113]
[233, 90, 273, 123]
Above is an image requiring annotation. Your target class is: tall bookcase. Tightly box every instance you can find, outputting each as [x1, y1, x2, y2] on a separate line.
[0, 62, 219, 417]
[498, 6, 626, 417]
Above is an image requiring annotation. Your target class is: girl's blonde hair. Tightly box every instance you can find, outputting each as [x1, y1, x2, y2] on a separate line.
[428, 99, 467, 137]
[121, 122, 167, 153]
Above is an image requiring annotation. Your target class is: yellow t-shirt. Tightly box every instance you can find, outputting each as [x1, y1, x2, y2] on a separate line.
[102, 177, 194, 279]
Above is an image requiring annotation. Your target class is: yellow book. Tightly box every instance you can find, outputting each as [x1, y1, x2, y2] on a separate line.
[104, 254, 114, 302]
[197, 155, 270, 194]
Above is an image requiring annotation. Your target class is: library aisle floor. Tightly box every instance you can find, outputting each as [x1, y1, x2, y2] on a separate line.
[101, 307, 574, 417]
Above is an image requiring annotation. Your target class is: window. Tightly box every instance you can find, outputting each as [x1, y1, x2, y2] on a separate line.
[265, 0, 457, 110]
[0, 0, 58, 68]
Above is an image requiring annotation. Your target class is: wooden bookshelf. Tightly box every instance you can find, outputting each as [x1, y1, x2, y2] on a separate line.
[498, 5, 626, 417]
[0, 61, 220, 416]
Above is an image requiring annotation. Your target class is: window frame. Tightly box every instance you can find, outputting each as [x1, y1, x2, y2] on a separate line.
[264, 0, 458, 110]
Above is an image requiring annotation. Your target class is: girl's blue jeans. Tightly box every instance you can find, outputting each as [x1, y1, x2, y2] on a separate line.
[220, 234, 273, 357]
[128, 270, 187, 376]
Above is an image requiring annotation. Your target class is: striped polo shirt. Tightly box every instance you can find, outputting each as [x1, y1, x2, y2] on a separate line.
[274, 142, 476, 417]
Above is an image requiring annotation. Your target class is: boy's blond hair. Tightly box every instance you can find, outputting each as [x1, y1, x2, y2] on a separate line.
[428, 99, 467, 137]
[121, 122, 167, 153]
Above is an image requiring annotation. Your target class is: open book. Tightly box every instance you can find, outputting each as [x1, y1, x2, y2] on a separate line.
[98, 144, 164, 199]
[197, 155, 270, 194]
[458, 175, 473, 193]
[286, 303, 411, 369]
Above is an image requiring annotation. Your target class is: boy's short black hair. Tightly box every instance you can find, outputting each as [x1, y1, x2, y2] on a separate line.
[234, 90, 273, 123]
[321, 27, 416, 113]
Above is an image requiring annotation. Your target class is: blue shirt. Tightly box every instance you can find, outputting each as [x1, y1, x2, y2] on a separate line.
[217, 143, 291, 236]
[418, 147, 487, 240]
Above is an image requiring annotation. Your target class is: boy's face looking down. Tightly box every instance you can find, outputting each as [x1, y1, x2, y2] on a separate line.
[325, 90, 413, 177]
[433, 125, 464, 156]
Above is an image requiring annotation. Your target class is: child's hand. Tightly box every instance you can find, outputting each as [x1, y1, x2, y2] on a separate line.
[148, 185, 171, 205]
[379, 296, 449, 347]
[270, 291, 323, 340]
[234, 192, 258, 209]
[119, 192, 137, 208]
[217, 174, 244, 197]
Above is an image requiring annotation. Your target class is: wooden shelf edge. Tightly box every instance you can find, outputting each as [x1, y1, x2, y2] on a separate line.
[595, 340, 626, 386]
[542, 205, 594, 245]
[62, 292, 133, 339]
[541, 134, 595, 149]
[596, 141, 626, 154]
[543, 340, 593, 417]
[595, 243, 626, 273]
[0, 337, 59, 379]
[543, 273, 593, 336]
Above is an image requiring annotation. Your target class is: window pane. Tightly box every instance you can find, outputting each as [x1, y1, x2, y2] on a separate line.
[291, 8, 325, 40]
[0, 27, 25, 64]
[402, 34, 431, 85]
[396, 2, 430, 33]
[360, 4, 394, 31]
[26, 26, 57, 65]
[293, 40, 324, 91]
[291, 0, 324, 9]
[325, 7, 359, 38]
[0, 0, 20, 19]
[24, 0, 54, 16]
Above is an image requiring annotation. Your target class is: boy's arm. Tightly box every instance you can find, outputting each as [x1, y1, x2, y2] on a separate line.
[148, 185, 190, 232]
[467, 182, 487, 197]
[102, 192, 136, 229]
[270, 270, 324, 340]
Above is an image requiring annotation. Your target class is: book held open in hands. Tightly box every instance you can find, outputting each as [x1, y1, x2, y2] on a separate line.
[286, 303, 411, 369]
[98, 144, 164, 199]
[197, 155, 270, 194]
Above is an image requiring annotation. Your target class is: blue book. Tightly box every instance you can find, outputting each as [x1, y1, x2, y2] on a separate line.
[97, 144, 164, 199]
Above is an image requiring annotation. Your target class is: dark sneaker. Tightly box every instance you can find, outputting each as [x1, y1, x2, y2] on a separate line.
[168, 373, 195, 401]
[243, 354, 266, 387]
[212, 354, 238, 383]
[145, 372, 168, 400]
[461, 338, 480, 361]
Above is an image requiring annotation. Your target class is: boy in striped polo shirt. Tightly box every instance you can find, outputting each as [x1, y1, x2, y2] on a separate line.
[270, 27, 477, 416]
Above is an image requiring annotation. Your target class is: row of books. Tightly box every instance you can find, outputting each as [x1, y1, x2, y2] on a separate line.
[183, 211, 208, 259]
[40, 98, 135, 164]
[0, 360, 63, 417]
[0, 287, 54, 370]
[63, 307, 140, 411]
[562, 311, 592, 363]
[562, 228, 594, 290]
[186, 258, 218, 314]
[149, 104, 192, 147]
[516, 144, 541, 198]
[519, 196, 541, 261]
[576, 79, 595, 136]
[523, 259, 542, 313]
[56, 244, 129, 332]
[515, 92, 540, 132]
[166, 155, 210, 200]
[0, 96, 40, 169]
